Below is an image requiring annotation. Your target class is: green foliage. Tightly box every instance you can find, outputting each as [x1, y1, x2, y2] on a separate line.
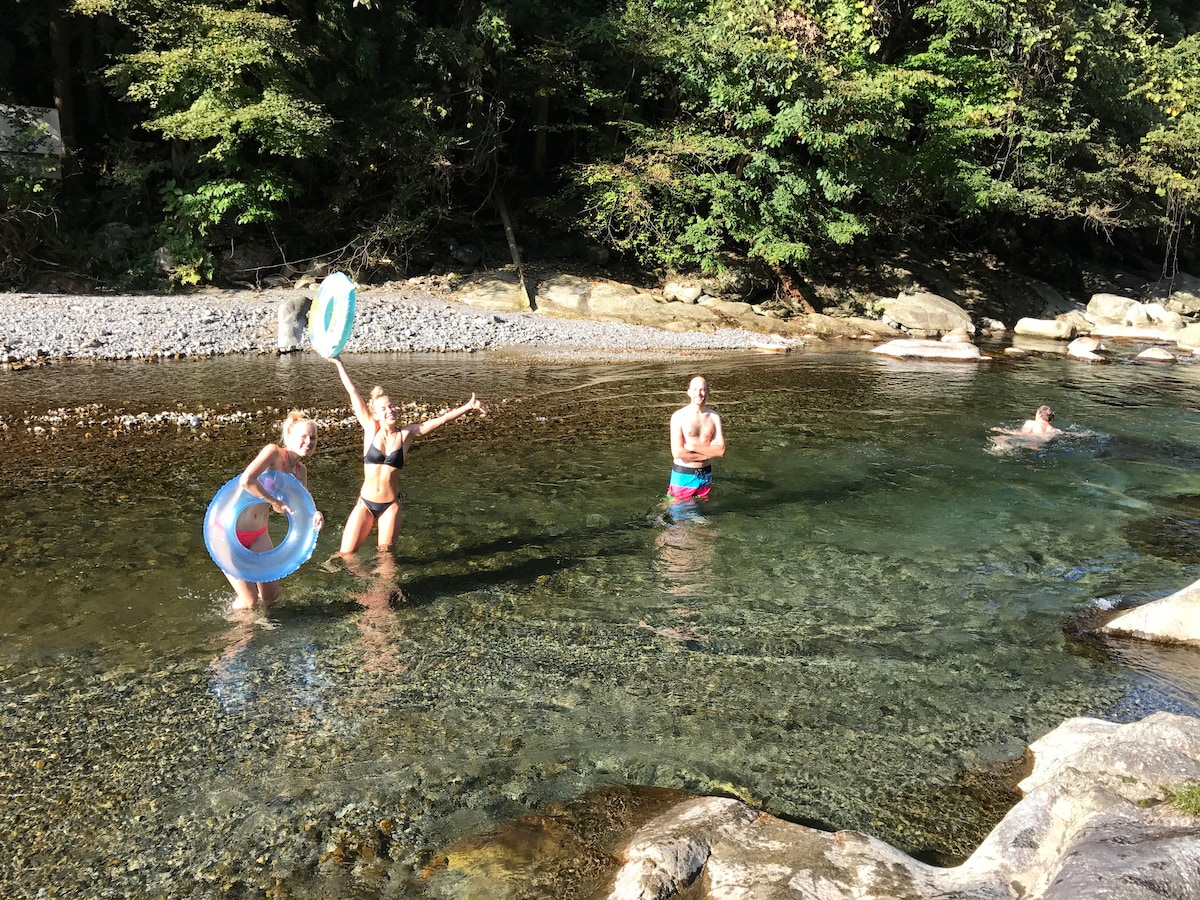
[554, 0, 890, 270]
[2, 0, 1193, 284]
[1124, 31, 1200, 256]
[1164, 780, 1200, 816]
[0, 107, 61, 286]
[75, 0, 332, 283]
[547, 0, 1200, 274]
[157, 169, 298, 284]
[106, 5, 331, 160]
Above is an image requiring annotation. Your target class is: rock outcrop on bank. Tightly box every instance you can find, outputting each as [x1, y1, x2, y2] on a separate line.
[605, 713, 1200, 900]
[447, 263, 1200, 361]
[1102, 578, 1200, 645]
[11, 254, 1200, 366]
[432, 714, 1200, 899]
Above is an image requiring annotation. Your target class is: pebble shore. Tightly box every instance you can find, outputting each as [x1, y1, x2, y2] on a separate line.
[0, 284, 793, 364]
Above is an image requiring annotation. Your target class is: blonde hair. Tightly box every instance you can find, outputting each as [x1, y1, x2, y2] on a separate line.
[280, 409, 313, 440]
[368, 385, 391, 418]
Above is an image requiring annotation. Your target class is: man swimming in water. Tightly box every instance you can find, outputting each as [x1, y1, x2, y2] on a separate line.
[990, 404, 1063, 452]
[993, 405, 1062, 438]
[1021, 405, 1062, 436]
[667, 375, 726, 502]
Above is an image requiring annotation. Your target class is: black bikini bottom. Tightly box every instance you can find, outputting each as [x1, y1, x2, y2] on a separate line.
[359, 495, 399, 519]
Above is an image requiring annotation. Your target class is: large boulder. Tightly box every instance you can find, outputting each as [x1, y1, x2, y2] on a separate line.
[875, 291, 974, 338]
[1031, 280, 1080, 318]
[1057, 309, 1094, 334]
[699, 266, 756, 299]
[1090, 323, 1182, 343]
[1102, 577, 1200, 644]
[1146, 272, 1200, 316]
[696, 294, 761, 324]
[602, 713, 1200, 900]
[1087, 292, 1140, 321]
[535, 273, 722, 331]
[526, 273, 859, 338]
[424, 713, 1200, 900]
[1177, 323, 1200, 352]
[870, 338, 982, 361]
[588, 280, 660, 318]
[276, 294, 312, 352]
[1142, 302, 1187, 330]
[800, 314, 901, 340]
[663, 280, 704, 303]
[1014, 317, 1076, 340]
[452, 271, 532, 311]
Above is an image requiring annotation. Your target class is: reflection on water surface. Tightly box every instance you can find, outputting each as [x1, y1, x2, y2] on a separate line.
[4, 349, 1200, 896]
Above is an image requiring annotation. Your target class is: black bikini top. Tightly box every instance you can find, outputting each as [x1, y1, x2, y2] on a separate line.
[364, 435, 404, 468]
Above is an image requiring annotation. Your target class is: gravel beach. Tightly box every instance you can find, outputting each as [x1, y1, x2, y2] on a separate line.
[0, 283, 797, 364]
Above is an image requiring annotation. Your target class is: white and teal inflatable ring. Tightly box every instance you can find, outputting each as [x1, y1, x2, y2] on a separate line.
[203, 470, 318, 583]
[309, 271, 357, 359]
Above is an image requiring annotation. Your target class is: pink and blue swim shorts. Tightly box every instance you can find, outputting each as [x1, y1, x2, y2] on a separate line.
[667, 463, 713, 502]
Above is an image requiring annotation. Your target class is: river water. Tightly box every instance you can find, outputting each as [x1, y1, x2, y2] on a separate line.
[3, 347, 1200, 897]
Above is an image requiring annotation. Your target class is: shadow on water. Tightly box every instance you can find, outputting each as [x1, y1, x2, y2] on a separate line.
[1099, 434, 1200, 466]
[1122, 495, 1200, 565]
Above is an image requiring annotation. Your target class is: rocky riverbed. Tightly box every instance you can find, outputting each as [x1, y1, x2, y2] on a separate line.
[0, 282, 795, 366]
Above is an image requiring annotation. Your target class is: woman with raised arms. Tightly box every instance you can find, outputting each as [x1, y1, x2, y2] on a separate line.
[330, 358, 487, 554]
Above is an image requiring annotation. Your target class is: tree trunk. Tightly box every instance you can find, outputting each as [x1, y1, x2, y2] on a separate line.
[772, 264, 819, 315]
[49, 2, 76, 175]
[78, 17, 104, 144]
[494, 190, 533, 309]
[533, 93, 549, 175]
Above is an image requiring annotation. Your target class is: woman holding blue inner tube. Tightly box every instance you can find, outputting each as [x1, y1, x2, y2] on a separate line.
[330, 358, 487, 554]
[221, 411, 325, 609]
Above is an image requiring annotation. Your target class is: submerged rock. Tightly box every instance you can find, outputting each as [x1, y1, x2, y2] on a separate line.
[1137, 346, 1177, 363]
[1067, 336, 1106, 361]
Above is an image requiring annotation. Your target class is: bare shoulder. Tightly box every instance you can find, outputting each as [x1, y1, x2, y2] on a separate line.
[259, 442, 285, 464]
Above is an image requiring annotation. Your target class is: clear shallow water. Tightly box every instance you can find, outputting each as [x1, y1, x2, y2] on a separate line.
[3, 348, 1200, 896]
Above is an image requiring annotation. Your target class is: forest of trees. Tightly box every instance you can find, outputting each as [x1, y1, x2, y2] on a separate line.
[1, 0, 1198, 293]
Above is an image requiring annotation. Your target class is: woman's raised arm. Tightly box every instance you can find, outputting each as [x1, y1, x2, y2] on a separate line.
[331, 357, 373, 430]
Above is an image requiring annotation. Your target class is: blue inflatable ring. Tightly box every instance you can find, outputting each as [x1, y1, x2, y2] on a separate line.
[203, 469, 319, 583]
[309, 271, 357, 358]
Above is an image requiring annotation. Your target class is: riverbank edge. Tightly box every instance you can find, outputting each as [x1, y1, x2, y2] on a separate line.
[0, 280, 819, 368]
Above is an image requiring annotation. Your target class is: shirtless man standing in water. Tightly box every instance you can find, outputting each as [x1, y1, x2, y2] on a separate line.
[667, 376, 726, 502]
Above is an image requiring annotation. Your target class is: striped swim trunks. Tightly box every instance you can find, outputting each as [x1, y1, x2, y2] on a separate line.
[667, 463, 713, 501]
